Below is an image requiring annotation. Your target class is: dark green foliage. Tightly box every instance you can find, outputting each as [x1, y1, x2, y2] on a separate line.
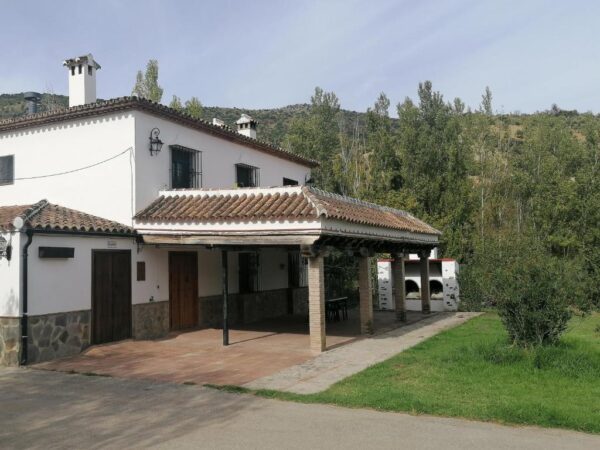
[0, 93, 68, 117]
[493, 251, 572, 347]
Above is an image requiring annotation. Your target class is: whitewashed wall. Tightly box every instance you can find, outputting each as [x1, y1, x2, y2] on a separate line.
[133, 112, 311, 214]
[133, 246, 169, 305]
[0, 110, 312, 228]
[6, 235, 292, 317]
[0, 231, 21, 317]
[0, 113, 136, 225]
[260, 248, 289, 291]
[195, 247, 289, 296]
[27, 234, 138, 315]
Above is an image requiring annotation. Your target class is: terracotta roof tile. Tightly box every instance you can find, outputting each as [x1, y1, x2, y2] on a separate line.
[0, 200, 134, 235]
[135, 186, 440, 236]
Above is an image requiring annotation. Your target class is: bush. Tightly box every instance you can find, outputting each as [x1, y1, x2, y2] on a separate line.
[460, 235, 590, 347]
[493, 260, 572, 347]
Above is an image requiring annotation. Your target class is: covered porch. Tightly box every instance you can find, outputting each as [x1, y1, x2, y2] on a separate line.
[134, 185, 441, 353]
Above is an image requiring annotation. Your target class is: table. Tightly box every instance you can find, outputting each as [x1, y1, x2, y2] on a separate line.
[325, 297, 348, 322]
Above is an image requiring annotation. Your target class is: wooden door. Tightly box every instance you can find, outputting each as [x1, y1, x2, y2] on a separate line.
[92, 250, 132, 345]
[169, 252, 198, 330]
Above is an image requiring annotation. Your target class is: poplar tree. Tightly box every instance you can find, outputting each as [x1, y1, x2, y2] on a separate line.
[132, 59, 164, 103]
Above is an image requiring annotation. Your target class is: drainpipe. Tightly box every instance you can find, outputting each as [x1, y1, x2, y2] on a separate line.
[20, 229, 34, 365]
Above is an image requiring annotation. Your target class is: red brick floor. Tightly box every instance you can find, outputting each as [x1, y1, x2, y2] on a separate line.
[34, 310, 427, 386]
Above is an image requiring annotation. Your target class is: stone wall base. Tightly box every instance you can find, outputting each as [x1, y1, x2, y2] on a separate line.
[132, 301, 169, 339]
[0, 317, 21, 366]
[199, 288, 296, 327]
[28, 310, 90, 364]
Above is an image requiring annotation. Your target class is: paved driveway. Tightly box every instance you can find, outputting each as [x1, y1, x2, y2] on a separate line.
[1, 368, 598, 450]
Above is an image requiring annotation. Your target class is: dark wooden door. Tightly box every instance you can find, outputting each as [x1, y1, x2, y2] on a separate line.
[169, 252, 198, 330]
[92, 250, 132, 345]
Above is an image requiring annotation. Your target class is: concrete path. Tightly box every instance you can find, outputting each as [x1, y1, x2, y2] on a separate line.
[245, 312, 481, 393]
[1, 368, 598, 450]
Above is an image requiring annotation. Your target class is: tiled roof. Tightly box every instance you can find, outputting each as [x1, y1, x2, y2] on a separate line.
[135, 186, 440, 236]
[0, 200, 134, 235]
[0, 97, 318, 168]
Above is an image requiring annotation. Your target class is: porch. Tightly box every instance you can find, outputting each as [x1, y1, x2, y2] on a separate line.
[134, 185, 442, 354]
[34, 310, 431, 385]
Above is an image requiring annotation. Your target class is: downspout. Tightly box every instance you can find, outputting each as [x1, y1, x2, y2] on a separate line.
[20, 229, 34, 365]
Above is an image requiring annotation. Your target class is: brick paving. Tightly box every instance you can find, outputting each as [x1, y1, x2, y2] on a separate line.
[33, 310, 427, 386]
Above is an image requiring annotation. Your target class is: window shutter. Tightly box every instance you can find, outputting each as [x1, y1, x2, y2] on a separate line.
[0, 155, 14, 185]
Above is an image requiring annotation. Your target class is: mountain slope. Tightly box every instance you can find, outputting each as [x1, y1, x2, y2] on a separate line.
[0, 93, 368, 146]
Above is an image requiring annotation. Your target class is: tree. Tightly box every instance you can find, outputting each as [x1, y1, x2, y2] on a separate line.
[132, 59, 163, 103]
[184, 97, 203, 119]
[395, 81, 475, 257]
[480, 86, 493, 116]
[169, 95, 183, 111]
[286, 87, 341, 191]
[362, 93, 399, 198]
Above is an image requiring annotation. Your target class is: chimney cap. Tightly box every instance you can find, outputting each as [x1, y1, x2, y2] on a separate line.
[63, 53, 101, 70]
[236, 113, 257, 125]
[212, 118, 225, 127]
[23, 92, 42, 101]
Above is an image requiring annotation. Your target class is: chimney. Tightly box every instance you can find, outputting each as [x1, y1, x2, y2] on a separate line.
[212, 118, 225, 127]
[236, 114, 257, 139]
[23, 92, 41, 115]
[63, 54, 101, 107]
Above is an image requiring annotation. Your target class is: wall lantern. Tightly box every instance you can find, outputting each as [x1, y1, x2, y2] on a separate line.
[149, 127, 163, 156]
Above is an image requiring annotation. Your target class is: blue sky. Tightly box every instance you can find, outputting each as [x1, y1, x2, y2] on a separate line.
[1, 0, 599, 114]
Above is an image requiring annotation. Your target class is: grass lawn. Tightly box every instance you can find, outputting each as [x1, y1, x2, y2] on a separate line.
[245, 313, 600, 433]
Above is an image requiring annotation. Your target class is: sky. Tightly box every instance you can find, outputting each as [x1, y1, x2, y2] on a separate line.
[1, 0, 600, 115]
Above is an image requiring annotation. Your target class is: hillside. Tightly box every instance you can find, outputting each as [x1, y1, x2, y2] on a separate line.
[0, 93, 367, 146]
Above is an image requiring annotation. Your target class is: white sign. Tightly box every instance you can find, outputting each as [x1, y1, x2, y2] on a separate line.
[107, 239, 117, 249]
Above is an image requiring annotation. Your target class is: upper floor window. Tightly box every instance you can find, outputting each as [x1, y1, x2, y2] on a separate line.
[236, 163, 260, 188]
[170, 145, 202, 189]
[283, 177, 298, 186]
[0, 155, 14, 186]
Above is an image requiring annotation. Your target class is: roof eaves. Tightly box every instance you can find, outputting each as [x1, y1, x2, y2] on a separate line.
[0, 97, 319, 169]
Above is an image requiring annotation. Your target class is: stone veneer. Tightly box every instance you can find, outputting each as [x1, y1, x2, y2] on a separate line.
[199, 288, 295, 327]
[0, 317, 21, 366]
[132, 301, 169, 339]
[27, 310, 90, 364]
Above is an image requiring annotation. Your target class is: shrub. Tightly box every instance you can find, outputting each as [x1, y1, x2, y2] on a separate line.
[493, 260, 572, 347]
[460, 235, 590, 347]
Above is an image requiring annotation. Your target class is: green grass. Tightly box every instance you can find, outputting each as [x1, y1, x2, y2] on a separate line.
[236, 313, 600, 433]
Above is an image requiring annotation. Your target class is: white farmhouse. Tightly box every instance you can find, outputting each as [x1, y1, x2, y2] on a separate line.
[0, 55, 440, 366]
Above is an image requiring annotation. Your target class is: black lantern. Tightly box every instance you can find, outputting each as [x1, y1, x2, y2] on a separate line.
[149, 127, 163, 156]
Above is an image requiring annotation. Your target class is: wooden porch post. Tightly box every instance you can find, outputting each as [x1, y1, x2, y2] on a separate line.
[308, 255, 326, 352]
[221, 250, 229, 345]
[419, 250, 431, 314]
[358, 255, 373, 334]
[392, 252, 407, 322]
